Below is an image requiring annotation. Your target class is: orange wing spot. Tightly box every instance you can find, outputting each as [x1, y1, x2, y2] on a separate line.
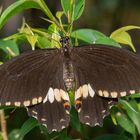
[75, 99, 81, 105]
[63, 101, 71, 114]
[75, 99, 82, 111]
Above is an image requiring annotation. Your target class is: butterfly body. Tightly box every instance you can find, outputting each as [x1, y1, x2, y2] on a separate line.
[0, 37, 140, 132]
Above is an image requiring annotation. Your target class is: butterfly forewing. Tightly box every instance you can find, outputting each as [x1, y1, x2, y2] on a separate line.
[71, 45, 140, 126]
[0, 48, 71, 132]
[72, 45, 140, 98]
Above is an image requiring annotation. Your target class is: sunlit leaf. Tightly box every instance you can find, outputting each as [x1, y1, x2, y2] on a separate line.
[48, 24, 60, 48]
[110, 25, 140, 52]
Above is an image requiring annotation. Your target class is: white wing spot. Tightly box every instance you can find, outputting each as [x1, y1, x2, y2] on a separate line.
[5, 102, 11, 106]
[60, 118, 65, 122]
[54, 88, 61, 102]
[62, 126, 66, 129]
[130, 90, 135, 94]
[60, 89, 69, 101]
[38, 97, 43, 103]
[88, 84, 95, 98]
[82, 84, 88, 98]
[14, 102, 21, 106]
[41, 118, 46, 121]
[75, 86, 82, 100]
[98, 90, 103, 96]
[23, 100, 30, 106]
[120, 91, 127, 96]
[103, 90, 109, 97]
[110, 91, 118, 98]
[32, 98, 38, 105]
[48, 88, 54, 103]
[32, 110, 37, 115]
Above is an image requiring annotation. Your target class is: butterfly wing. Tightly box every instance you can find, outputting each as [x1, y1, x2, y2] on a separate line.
[0, 49, 70, 132]
[71, 45, 140, 126]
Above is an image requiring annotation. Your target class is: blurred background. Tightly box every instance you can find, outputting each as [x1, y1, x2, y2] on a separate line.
[0, 0, 140, 140]
[1, 0, 140, 49]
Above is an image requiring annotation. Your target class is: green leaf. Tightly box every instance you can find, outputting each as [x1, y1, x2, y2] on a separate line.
[18, 117, 39, 140]
[0, 0, 41, 29]
[91, 134, 132, 140]
[95, 37, 121, 48]
[26, 34, 38, 50]
[0, 39, 19, 56]
[37, 36, 51, 48]
[61, 0, 70, 17]
[119, 99, 140, 134]
[48, 24, 60, 48]
[8, 129, 21, 140]
[115, 112, 136, 135]
[70, 107, 82, 132]
[71, 29, 121, 47]
[110, 25, 140, 52]
[61, 0, 85, 21]
[73, 0, 85, 20]
[127, 93, 140, 98]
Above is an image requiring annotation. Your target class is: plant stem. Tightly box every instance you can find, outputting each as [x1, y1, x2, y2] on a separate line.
[38, 0, 66, 35]
[0, 110, 8, 140]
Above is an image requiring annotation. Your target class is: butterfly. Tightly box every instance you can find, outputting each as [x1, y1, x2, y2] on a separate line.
[0, 36, 140, 133]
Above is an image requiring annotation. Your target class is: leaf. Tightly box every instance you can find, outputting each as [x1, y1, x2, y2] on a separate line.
[0, 0, 41, 29]
[37, 36, 51, 48]
[95, 37, 121, 48]
[0, 39, 19, 56]
[26, 34, 38, 50]
[115, 112, 136, 135]
[48, 24, 60, 48]
[8, 129, 21, 140]
[61, 0, 70, 17]
[70, 107, 82, 132]
[18, 117, 39, 140]
[110, 25, 140, 52]
[71, 29, 121, 47]
[73, 0, 85, 20]
[61, 0, 85, 21]
[119, 99, 140, 134]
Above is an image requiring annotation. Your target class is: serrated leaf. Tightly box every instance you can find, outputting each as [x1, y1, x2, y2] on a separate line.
[0, 39, 19, 56]
[71, 29, 121, 47]
[110, 25, 140, 52]
[0, 0, 41, 29]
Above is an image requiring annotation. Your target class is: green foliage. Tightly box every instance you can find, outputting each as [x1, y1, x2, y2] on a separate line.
[0, 0, 140, 140]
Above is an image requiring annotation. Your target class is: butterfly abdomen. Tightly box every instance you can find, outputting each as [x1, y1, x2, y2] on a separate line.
[63, 56, 75, 90]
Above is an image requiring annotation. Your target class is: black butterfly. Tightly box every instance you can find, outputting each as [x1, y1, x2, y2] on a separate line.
[0, 36, 140, 133]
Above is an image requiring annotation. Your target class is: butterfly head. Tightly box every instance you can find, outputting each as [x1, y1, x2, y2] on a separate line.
[60, 36, 70, 49]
